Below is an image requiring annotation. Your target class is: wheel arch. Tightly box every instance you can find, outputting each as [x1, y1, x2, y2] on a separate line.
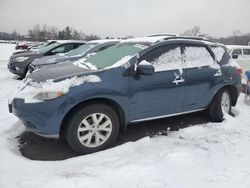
[210, 85, 239, 107]
[60, 97, 127, 138]
[223, 85, 238, 106]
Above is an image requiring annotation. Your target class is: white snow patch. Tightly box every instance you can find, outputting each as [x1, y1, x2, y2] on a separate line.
[12, 75, 101, 103]
[0, 43, 15, 61]
[73, 58, 98, 70]
[123, 36, 166, 44]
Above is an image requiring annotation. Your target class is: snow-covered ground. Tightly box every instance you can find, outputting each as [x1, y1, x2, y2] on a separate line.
[0, 44, 250, 188]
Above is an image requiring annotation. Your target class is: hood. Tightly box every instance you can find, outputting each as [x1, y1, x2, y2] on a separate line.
[11, 51, 40, 58]
[12, 50, 30, 55]
[27, 62, 97, 82]
[32, 54, 75, 66]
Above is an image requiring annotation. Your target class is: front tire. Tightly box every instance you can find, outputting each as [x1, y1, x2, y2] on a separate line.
[65, 103, 120, 154]
[208, 88, 232, 122]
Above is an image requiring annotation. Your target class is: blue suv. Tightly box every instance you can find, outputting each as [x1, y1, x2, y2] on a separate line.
[9, 36, 242, 154]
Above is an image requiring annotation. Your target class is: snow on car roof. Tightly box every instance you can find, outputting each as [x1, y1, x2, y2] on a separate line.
[55, 40, 86, 44]
[86, 39, 120, 44]
[122, 36, 167, 44]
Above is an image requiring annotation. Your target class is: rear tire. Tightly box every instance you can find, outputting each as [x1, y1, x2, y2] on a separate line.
[208, 88, 232, 122]
[65, 103, 120, 154]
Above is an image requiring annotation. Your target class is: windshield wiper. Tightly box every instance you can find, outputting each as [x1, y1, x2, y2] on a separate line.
[81, 63, 91, 69]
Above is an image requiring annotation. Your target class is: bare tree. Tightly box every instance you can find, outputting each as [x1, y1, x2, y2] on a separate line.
[182, 26, 201, 36]
[84, 34, 101, 41]
[47, 26, 59, 39]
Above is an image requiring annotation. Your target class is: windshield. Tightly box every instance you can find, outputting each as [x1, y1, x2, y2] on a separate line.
[37, 42, 59, 54]
[65, 43, 97, 57]
[83, 43, 149, 69]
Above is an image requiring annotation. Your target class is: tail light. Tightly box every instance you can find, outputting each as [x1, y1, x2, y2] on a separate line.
[236, 68, 243, 76]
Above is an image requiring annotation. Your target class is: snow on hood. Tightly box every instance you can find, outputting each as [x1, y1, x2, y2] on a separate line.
[12, 75, 101, 103]
[27, 62, 96, 83]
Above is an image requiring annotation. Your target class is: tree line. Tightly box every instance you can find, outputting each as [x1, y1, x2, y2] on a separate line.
[0, 25, 250, 45]
[0, 24, 101, 41]
[181, 26, 250, 45]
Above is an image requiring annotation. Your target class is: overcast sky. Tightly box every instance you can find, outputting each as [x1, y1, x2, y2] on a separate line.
[0, 0, 250, 38]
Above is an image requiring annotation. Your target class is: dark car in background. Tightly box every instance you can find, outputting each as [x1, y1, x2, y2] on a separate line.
[8, 40, 85, 78]
[9, 36, 242, 154]
[28, 39, 120, 73]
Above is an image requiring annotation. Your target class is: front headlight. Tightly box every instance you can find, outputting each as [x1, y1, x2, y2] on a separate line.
[33, 91, 65, 101]
[13, 56, 29, 62]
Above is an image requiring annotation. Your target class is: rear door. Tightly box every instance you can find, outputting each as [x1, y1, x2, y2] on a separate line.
[129, 43, 185, 122]
[182, 44, 222, 111]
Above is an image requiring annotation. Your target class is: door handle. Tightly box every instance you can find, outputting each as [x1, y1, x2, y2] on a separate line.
[173, 77, 185, 85]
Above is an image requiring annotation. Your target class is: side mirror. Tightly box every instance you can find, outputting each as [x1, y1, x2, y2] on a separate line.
[232, 54, 238, 59]
[136, 61, 155, 75]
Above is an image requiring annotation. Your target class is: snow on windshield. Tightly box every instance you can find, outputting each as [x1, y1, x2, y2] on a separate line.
[12, 75, 101, 103]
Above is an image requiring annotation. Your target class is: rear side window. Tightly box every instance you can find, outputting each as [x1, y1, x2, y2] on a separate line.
[243, 49, 250, 55]
[184, 45, 214, 68]
[232, 49, 242, 55]
[139, 44, 182, 72]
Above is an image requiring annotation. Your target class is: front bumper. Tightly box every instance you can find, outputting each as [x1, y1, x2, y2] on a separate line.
[8, 59, 27, 77]
[9, 96, 73, 138]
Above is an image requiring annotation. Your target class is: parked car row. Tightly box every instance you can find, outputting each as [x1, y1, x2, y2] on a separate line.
[8, 35, 242, 154]
[8, 40, 85, 78]
[227, 45, 250, 72]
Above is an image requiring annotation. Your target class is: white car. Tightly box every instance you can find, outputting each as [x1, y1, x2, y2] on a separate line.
[227, 45, 250, 72]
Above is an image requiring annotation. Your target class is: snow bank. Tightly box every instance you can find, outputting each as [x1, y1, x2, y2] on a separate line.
[1, 44, 250, 188]
[0, 43, 15, 61]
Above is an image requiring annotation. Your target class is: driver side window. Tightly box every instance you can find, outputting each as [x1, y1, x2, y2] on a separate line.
[139, 44, 182, 72]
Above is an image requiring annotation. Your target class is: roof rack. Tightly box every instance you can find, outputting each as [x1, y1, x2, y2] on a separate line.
[157, 36, 218, 44]
[147, 33, 179, 37]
